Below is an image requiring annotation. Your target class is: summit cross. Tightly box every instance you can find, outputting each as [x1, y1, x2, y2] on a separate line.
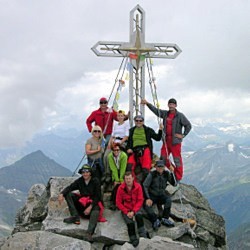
[92, 5, 181, 122]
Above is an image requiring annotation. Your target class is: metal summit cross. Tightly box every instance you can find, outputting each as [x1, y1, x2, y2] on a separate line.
[91, 5, 181, 121]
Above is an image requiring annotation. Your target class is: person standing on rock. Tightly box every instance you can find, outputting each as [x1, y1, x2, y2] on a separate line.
[58, 164, 102, 240]
[143, 160, 177, 230]
[141, 98, 192, 182]
[116, 171, 148, 247]
[86, 97, 118, 145]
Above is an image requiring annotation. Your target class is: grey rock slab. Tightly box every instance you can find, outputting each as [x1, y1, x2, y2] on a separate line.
[112, 236, 194, 249]
[152, 222, 193, 240]
[171, 202, 197, 221]
[172, 184, 212, 212]
[1, 231, 91, 250]
[196, 209, 226, 246]
[97, 209, 129, 244]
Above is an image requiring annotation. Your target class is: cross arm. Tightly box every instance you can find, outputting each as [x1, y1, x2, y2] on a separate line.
[145, 43, 182, 59]
[91, 41, 127, 57]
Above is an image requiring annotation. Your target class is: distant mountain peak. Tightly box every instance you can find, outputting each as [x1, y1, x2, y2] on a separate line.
[0, 151, 72, 192]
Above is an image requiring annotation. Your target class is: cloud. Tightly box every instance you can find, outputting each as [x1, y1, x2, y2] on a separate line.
[0, 0, 249, 148]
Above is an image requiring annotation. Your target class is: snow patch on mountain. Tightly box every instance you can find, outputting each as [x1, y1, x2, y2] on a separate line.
[218, 123, 250, 137]
[240, 152, 250, 159]
[0, 224, 12, 231]
[205, 144, 222, 149]
[228, 143, 235, 152]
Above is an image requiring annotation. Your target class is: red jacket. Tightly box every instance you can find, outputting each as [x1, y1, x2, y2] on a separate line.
[86, 108, 118, 135]
[116, 181, 144, 215]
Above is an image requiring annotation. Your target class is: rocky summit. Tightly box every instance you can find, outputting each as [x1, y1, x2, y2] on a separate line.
[0, 177, 227, 249]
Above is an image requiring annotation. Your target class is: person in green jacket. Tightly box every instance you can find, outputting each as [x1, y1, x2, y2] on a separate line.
[107, 143, 128, 210]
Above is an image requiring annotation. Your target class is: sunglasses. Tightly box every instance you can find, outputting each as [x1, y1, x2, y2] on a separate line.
[81, 170, 90, 173]
[135, 119, 143, 122]
[100, 101, 107, 104]
[113, 149, 120, 152]
[93, 130, 101, 133]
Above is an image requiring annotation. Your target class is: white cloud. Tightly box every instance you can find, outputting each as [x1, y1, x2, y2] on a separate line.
[0, 0, 249, 148]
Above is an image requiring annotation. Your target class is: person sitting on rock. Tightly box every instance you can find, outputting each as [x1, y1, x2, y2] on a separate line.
[103, 110, 129, 187]
[108, 110, 130, 151]
[85, 125, 104, 182]
[58, 164, 102, 240]
[126, 115, 163, 183]
[116, 171, 147, 247]
[107, 143, 127, 210]
[143, 160, 177, 231]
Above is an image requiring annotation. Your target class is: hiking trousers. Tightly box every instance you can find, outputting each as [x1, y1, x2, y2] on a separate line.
[144, 193, 172, 223]
[161, 141, 183, 181]
[64, 192, 100, 234]
[121, 210, 146, 239]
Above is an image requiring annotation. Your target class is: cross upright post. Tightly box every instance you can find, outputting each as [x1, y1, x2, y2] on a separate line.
[92, 5, 182, 124]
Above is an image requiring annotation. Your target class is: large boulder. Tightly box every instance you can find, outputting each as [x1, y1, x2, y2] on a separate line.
[5, 177, 227, 249]
[1, 231, 91, 250]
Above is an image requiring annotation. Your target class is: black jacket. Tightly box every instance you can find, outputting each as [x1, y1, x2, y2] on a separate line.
[143, 170, 176, 199]
[127, 125, 162, 158]
[61, 177, 101, 206]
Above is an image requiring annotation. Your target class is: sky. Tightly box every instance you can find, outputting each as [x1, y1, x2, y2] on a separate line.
[0, 0, 249, 148]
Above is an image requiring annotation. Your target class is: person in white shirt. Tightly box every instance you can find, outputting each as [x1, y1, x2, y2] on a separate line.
[108, 110, 130, 151]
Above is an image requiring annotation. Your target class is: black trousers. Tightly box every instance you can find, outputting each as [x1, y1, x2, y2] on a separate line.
[121, 211, 145, 238]
[144, 193, 172, 223]
[64, 192, 100, 234]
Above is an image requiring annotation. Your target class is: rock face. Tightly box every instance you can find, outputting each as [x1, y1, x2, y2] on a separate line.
[0, 177, 227, 249]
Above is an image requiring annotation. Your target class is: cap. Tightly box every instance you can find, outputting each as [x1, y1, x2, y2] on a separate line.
[78, 164, 92, 174]
[155, 160, 165, 167]
[134, 115, 144, 121]
[100, 97, 108, 102]
[168, 98, 177, 105]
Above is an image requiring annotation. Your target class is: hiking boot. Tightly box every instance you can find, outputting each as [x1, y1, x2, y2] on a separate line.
[152, 218, 161, 231]
[63, 216, 80, 225]
[130, 235, 139, 247]
[131, 238, 139, 247]
[161, 218, 175, 227]
[138, 227, 147, 238]
[85, 232, 93, 243]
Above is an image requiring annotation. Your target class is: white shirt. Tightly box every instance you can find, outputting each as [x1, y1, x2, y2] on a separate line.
[111, 121, 130, 143]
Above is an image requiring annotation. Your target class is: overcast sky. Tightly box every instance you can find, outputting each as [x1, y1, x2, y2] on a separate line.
[0, 0, 249, 148]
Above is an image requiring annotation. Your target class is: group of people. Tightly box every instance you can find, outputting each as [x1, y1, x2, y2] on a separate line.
[58, 96, 192, 247]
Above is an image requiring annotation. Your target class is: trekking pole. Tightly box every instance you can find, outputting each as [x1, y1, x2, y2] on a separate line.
[72, 154, 86, 176]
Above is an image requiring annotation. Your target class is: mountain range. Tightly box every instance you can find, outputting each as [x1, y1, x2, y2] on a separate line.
[183, 141, 250, 237]
[0, 122, 249, 248]
[0, 122, 250, 171]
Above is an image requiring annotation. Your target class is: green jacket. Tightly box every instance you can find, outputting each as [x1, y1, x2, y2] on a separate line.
[108, 151, 128, 182]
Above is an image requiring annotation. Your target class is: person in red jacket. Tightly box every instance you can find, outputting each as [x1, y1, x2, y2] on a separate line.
[116, 171, 147, 247]
[141, 98, 192, 182]
[86, 97, 118, 145]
